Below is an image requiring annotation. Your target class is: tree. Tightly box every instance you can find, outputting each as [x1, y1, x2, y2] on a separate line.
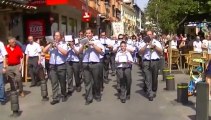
[145, 0, 199, 34]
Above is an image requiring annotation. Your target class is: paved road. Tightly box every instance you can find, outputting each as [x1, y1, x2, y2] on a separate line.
[0, 64, 210, 120]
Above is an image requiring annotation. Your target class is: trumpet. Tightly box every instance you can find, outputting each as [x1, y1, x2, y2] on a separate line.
[50, 41, 57, 48]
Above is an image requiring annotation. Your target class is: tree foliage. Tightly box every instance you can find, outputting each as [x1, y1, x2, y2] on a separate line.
[145, 0, 199, 33]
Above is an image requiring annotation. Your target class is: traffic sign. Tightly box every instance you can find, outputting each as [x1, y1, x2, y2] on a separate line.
[82, 12, 91, 22]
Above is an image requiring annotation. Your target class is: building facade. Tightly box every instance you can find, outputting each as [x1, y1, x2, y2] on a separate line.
[120, 2, 136, 35]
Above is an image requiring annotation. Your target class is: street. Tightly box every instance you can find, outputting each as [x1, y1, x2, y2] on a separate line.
[0, 64, 210, 120]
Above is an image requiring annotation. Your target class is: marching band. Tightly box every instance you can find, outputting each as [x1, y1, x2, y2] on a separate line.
[0, 29, 163, 105]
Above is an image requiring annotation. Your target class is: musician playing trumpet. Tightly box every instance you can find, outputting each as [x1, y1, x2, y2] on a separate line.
[43, 32, 68, 105]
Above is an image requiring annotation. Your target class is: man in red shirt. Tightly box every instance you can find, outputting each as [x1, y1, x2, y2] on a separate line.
[5, 37, 24, 97]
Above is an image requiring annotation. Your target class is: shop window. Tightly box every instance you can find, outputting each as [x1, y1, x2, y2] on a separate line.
[61, 16, 67, 35]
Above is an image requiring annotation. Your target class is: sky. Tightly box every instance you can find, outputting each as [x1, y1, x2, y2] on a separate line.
[135, 0, 149, 10]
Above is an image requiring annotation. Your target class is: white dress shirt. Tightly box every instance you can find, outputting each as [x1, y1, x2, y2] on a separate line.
[49, 41, 68, 65]
[208, 41, 211, 54]
[171, 40, 177, 49]
[25, 42, 42, 57]
[100, 38, 111, 54]
[115, 50, 133, 68]
[202, 39, 208, 48]
[66, 44, 81, 62]
[139, 39, 162, 60]
[82, 39, 104, 62]
[193, 40, 202, 53]
[0, 41, 7, 62]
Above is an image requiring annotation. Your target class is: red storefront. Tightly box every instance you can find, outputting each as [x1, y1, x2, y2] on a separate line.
[23, 0, 99, 40]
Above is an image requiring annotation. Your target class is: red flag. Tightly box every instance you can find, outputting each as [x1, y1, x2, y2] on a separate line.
[46, 0, 68, 5]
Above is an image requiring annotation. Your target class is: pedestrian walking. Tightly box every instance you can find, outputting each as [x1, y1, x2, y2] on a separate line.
[25, 36, 42, 87]
[5, 37, 24, 97]
[82, 28, 104, 105]
[115, 41, 133, 103]
[0, 40, 7, 105]
[139, 31, 163, 101]
[66, 35, 83, 95]
[100, 31, 113, 84]
[43, 32, 68, 105]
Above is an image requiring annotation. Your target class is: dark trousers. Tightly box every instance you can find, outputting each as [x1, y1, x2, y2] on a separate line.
[142, 60, 159, 97]
[116, 67, 132, 100]
[110, 53, 116, 72]
[99, 59, 104, 90]
[83, 63, 101, 101]
[28, 57, 39, 85]
[49, 64, 67, 101]
[103, 54, 110, 81]
[66, 61, 81, 92]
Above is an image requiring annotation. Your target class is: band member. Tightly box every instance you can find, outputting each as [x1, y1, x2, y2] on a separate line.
[0, 41, 7, 104]
[100, 31, 113, 84]
[115, 41, 133, 103]
[110, 35, 118, 76]
[82, 28, 104, 105]
[113, 34, 124, 91]
[5, 37, 24, 97]
[43, 32, 68, 105]
[66, 35, 83, 95]
[25, 36, 42, 87]
[139, 31, 163, 101]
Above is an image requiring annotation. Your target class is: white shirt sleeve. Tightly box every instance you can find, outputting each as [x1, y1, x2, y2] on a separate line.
[115, 52, 120, 62]
[139, 42, 146, 50]
[37, 43, 42, 53]
[193, 41, 196, 48]
[154, 40, 163, 50]
[127, 52, 134, 62]
[127, 45, 135, 52]
[0, 42, 7, 56]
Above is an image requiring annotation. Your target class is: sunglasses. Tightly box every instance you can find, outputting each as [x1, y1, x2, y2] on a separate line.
[118, 38, 123, 39]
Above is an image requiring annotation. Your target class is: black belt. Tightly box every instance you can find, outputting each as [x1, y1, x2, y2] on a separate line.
[68, 61, 79, 63]
[84, 62, 98, 64]
[50, 63, 65, 66]
[29, 56, 38, 58]
[143, 59, 160, 61]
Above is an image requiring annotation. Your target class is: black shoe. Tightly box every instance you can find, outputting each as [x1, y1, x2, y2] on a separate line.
[85, 100, 93, 105]
[153, 94, 156, 98]
[36, 82, 41, 86]
[42, 97, 49, 101]
[67, 91, 73, 96]
[111, 72, 115, 76]
[50, 100, 59, 105]
[104, 80, 109, 84]
[121, 99, 126, 103]
[30, 84, 36, 87]
[148, 97, 153, 101]
[95, 98, 101, 102]
[76, 87, 82, 92]
[62, 96, 68, 102]
[1, 101, 6, 105]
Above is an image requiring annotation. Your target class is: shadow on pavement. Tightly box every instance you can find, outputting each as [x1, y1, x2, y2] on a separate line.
[188, 115, 211, 120]
[170, 99, 196, 111]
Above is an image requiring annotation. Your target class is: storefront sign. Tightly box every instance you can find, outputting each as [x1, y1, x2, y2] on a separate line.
[82, 12, 91, 22]
[112, 22, 124, 36]
[26, 20, 46, 39]
[46, 0, 68, 5]
[27, 0, 46, 6]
